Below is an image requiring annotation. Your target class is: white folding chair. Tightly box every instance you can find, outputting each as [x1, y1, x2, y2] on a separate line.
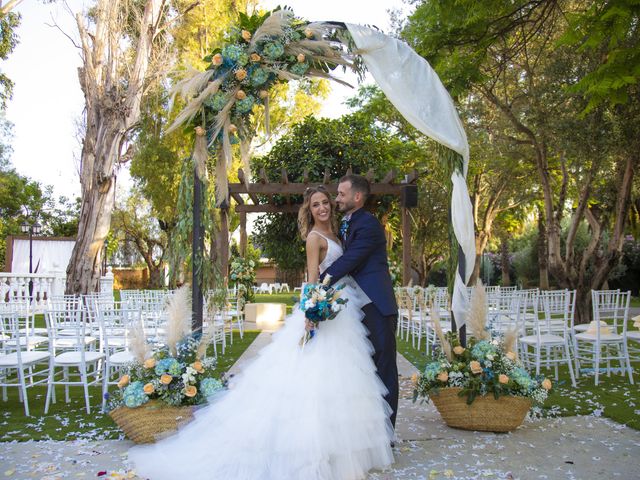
[519, 289, 576, 386]
[574, 289, 634, 385]
[0, 311, 50, 416]
[44, 306, 106, 414]
[99, 306, 143, 412]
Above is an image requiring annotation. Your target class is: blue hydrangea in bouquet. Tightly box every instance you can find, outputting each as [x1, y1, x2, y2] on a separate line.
[299, 275, 348, 346]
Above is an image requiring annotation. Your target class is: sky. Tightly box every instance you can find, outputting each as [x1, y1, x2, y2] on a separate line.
[3, 0, 408, 200]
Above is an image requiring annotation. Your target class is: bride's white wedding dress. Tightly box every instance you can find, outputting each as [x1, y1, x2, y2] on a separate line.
[128, 231, 394, 479]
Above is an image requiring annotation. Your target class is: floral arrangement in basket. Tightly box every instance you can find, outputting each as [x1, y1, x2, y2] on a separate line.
[167, 7, 363, 205]
[413, 283, 552, 406]
[299, 275, 348, 345]
[229, 257, 256, 302]
[109, 286, 225, 410]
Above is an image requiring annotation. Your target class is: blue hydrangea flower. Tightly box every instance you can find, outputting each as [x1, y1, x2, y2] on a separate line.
[423, 362, 443, 382]
[200, 378, 224, 397]
[511, 367, 534, 390]
[250, 67, 269, 86]
[205, 92, 228, 111]
[123, 381, 149, 408]
[290, 62, 309, 76]
[471, 340, 497, 360]
[222, 44, 249, 66]
[262, 41, 285, 59]
[235, 95, 256, 114]
[155, 358, 181, 376]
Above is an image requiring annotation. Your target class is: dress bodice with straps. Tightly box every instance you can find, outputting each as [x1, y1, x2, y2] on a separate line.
[308, 230, 343, 274]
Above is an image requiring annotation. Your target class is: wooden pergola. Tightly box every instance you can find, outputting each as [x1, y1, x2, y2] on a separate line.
[219, 168, 419, 285]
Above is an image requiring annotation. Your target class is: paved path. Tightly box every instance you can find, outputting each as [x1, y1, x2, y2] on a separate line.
[1, 330, 639, 480]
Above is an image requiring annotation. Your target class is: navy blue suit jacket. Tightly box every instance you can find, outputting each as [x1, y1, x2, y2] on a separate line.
[323, 208, 398, 316]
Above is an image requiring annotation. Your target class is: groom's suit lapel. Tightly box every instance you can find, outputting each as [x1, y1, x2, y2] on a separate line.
[344, 208, 365, 248]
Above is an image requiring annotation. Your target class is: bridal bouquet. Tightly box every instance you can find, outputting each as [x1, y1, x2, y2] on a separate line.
[299, 275, 348, 345]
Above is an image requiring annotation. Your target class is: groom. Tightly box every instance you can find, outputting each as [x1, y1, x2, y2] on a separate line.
[321, 174, 399, 428]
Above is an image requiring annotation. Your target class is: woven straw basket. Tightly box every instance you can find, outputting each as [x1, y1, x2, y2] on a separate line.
[110, 400, 194, 444]
[429, 387, 531, 432]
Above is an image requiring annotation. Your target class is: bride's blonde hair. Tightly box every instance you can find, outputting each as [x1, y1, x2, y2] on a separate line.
[298, 185, 338, 240]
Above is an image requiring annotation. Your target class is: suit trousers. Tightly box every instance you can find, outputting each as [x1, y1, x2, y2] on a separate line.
[362, 303, 399, 428]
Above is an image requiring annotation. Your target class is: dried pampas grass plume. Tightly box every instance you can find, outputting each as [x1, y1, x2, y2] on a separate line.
[196, 321, 215, 360]
[503, 327, 519, 359]
[431, 307, 452, 361]
[166, 285, 192, 356]
[467, 281, 489, 341]
[128, 314, 149, 363]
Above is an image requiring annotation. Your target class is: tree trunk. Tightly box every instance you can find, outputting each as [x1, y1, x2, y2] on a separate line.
[148, 265, 164, 289]
[537, 207, 549, 290]
[574, 286, 592, 325]
[66, 0, 165, 294]
[500, 236, 511, 287]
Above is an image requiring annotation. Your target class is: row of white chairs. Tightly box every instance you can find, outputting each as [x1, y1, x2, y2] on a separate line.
[0, 288, 247, 416]
[396, 286, 638, 386]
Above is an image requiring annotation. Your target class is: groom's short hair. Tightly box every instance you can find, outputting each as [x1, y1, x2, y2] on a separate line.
[340, 174, 370, 200]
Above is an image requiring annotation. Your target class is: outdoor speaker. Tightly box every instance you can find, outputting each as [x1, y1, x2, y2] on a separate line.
[401, 185, 418, 208]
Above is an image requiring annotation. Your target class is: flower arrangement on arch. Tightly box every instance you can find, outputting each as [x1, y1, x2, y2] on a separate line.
[413, 284, 552, 406]
[229, 257, 256, 302]
[166, 7, 363, 205]
[109, 287, 225, 410]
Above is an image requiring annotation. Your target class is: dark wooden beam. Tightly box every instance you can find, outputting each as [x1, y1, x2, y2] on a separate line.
[236, 204, 301, 213]
[230, 193, 244, 205]
[404, 169, 419, 184]
[364, 169, 375, 182]
[382, 170, 396, 184]
[402, 206, 411, 286]
[229, 183, 405, 195]
[281, 168, 289, 184]
[239, 211, 247, 256]
[323, 167, 331, 184]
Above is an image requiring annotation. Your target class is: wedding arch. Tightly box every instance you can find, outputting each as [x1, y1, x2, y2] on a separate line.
[168, 8, 475, 338]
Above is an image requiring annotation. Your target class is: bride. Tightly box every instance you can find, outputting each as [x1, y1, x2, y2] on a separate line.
[128, 185, 395, 480]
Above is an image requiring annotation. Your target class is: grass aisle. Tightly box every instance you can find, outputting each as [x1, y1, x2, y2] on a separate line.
[0, 331, 260, 442]
[396, 335, 640, 430]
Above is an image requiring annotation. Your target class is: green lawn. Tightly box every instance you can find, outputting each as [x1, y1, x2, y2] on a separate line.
[254, 292, 299, 313]
[631, 296, 640, 308]
[397, 336, 640, 430]
[0, 331, 260, 442]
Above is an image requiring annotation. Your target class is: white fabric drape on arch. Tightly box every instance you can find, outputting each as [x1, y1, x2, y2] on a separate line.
[346, 24, 475, 328]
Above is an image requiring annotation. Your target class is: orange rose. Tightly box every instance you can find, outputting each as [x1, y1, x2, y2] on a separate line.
[143, 383, 155, 395]
[410, 373, 419, 385]
[541, 378, 552, 390]
[235, 69, 247, 81]
[297, 53, 306, 63]
[228, 124, 238, 135]
[258, 90, 269, 99]
[304, 27, 313, 39]
[236, 90, 246, 100]
[184, 385, 197, 397]
[453, 346, 465, 355]
[498, 374, 509, 384]
[143, 358, 156, 369]
[506, 351, 517, 361]
[194, 126, 205, 137]
[241, 29, 252, 41]
[192, 361, 205, 373]
[250, 53, 261, 62]
[117, 374, 130, 388]
[212, 53, 223, 66]
[437, 371, 449, 383]
[160, 374, 173, 385]
[469, 361, 483, 375]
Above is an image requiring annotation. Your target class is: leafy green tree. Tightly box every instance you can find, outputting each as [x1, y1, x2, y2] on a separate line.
[111, 188, 167, 288]
[402, 0, 639, 321]
[0, 10, 20, 108]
